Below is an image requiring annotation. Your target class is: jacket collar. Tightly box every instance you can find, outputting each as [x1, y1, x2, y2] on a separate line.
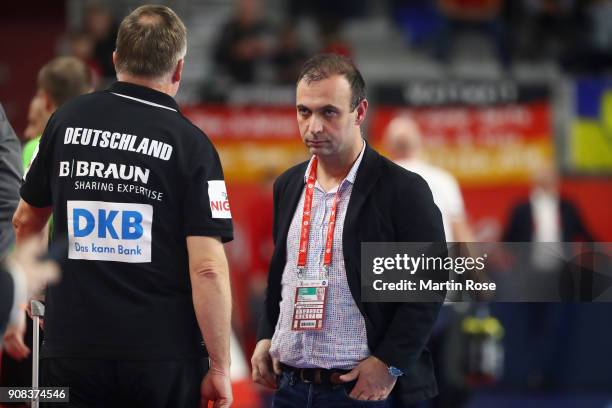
[107, 81, 180, 112]
[350, 142, 382, 199]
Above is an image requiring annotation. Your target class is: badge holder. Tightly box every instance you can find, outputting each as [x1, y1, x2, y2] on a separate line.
[291, 270, 328, 331]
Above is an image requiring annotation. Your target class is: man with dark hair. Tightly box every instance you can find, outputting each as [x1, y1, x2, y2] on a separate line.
[251, 53, 446, 407]
[12, 5, 233, 407]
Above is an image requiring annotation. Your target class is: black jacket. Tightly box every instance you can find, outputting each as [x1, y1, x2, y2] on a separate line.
[257, 144, 447, 405]
[503, 198, 594, 242]
[0, 267, 15, 336]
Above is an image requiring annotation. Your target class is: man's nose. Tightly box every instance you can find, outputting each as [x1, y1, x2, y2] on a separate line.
[309, 114, 323, 134]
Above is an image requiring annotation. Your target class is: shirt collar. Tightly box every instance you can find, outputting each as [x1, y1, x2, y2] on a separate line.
[530, 188, 559, 206]
[303, 138, 366, 185]
[107, 81, 180, 112]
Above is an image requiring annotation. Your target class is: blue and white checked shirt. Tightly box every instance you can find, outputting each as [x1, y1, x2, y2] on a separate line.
[270, 141, 370, 369]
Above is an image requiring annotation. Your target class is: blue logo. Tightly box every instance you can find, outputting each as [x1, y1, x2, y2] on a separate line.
[73, 208, 143, 239]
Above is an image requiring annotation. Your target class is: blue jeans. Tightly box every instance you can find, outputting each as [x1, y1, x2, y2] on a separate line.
[272, 369, 395, 408]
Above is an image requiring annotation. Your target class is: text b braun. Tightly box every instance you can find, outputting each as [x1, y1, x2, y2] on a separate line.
[67, 200, 153, 263]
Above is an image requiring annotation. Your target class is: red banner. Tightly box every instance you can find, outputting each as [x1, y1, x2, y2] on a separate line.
[182, 105, 307, 182]
[370, 103, 554, 186]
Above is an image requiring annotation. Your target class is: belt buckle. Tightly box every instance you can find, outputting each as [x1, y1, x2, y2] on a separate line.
[300, 369, 312, 383]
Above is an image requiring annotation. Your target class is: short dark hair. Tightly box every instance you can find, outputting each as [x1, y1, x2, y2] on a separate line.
[115, 5, 187, 78]
[297, 53, 366, 111]
[37, 57, 92, 106]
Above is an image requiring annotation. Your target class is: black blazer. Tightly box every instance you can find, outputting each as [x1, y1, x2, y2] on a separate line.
[257, 144, 447, 405]
[503, 198, 594, 242]
[0, 267, 15, 336]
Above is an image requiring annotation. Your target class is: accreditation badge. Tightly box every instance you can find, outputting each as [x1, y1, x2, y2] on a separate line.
[291, 279, 328, 331]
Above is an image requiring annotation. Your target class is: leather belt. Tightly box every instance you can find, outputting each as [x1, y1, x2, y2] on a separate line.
[281, 363, 349, 385]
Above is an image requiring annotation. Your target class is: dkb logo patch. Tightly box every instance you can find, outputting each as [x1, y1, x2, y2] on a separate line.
[67, 201, 153, 263]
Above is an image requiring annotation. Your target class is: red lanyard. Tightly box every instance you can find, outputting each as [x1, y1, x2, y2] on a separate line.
[297, 157, 341, 272]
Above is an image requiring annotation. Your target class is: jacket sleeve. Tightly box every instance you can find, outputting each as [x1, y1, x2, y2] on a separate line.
[372, 174, 447, 372]
[0, 266, 15, 336]
[256, 176, 283, 340]
[0, 103, 22, 257]
[565, 200, 595, 242]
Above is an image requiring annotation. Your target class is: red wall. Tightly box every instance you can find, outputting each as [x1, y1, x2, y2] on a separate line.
[0, 2, 65, 132]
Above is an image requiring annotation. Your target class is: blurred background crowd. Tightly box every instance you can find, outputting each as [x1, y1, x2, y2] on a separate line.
[1, 0, 612, 407]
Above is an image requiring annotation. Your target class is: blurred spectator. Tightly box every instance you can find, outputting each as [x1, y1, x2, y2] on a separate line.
[384, 115, 472, 242]
[503, 165, 594, 243]
[21, 96, 46, 177]
[562, 0, 612, 73]
[286, 0, 361, 60]
[385, 115, 475, 408]
[319, 18, 352, 57]
[500, 165, 594, 391]
[0, 103, 22, 259]
[66, 31, 102, 86]
[271, 23, 308, 84]
[434, 0, 511, 67]
[20, 56, 93, 172]
[0, 237, 60, 337]
[0, 101, 23, 404]
[213, 0, 273, 84]
[516, 0, 586, 61]
[589, 0, 612, 52]
[1, 56, 92, 396]
[21, 96, 45, 143]
[82, 2, 117, 81]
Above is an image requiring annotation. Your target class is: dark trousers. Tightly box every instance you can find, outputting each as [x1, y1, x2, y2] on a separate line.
[0, 315, 34, 387]
[41, 357, 207, 408]
[0, 314, 35, 408]
[272, 369, 403, 408]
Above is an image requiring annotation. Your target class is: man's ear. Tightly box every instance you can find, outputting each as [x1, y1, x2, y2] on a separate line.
[112, 51, 117, 70]
[355, 99, 368, 126]
[39, 89, 56, 115]
[172, 58, 184, 84]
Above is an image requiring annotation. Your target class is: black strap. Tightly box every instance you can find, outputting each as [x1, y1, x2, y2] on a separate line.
[281, 364, 349, 385]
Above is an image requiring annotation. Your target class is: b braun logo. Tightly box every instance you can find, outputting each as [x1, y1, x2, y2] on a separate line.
[67, 201, 153, 263]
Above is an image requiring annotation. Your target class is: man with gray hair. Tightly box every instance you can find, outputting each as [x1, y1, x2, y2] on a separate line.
[12, 5, 233, 407]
